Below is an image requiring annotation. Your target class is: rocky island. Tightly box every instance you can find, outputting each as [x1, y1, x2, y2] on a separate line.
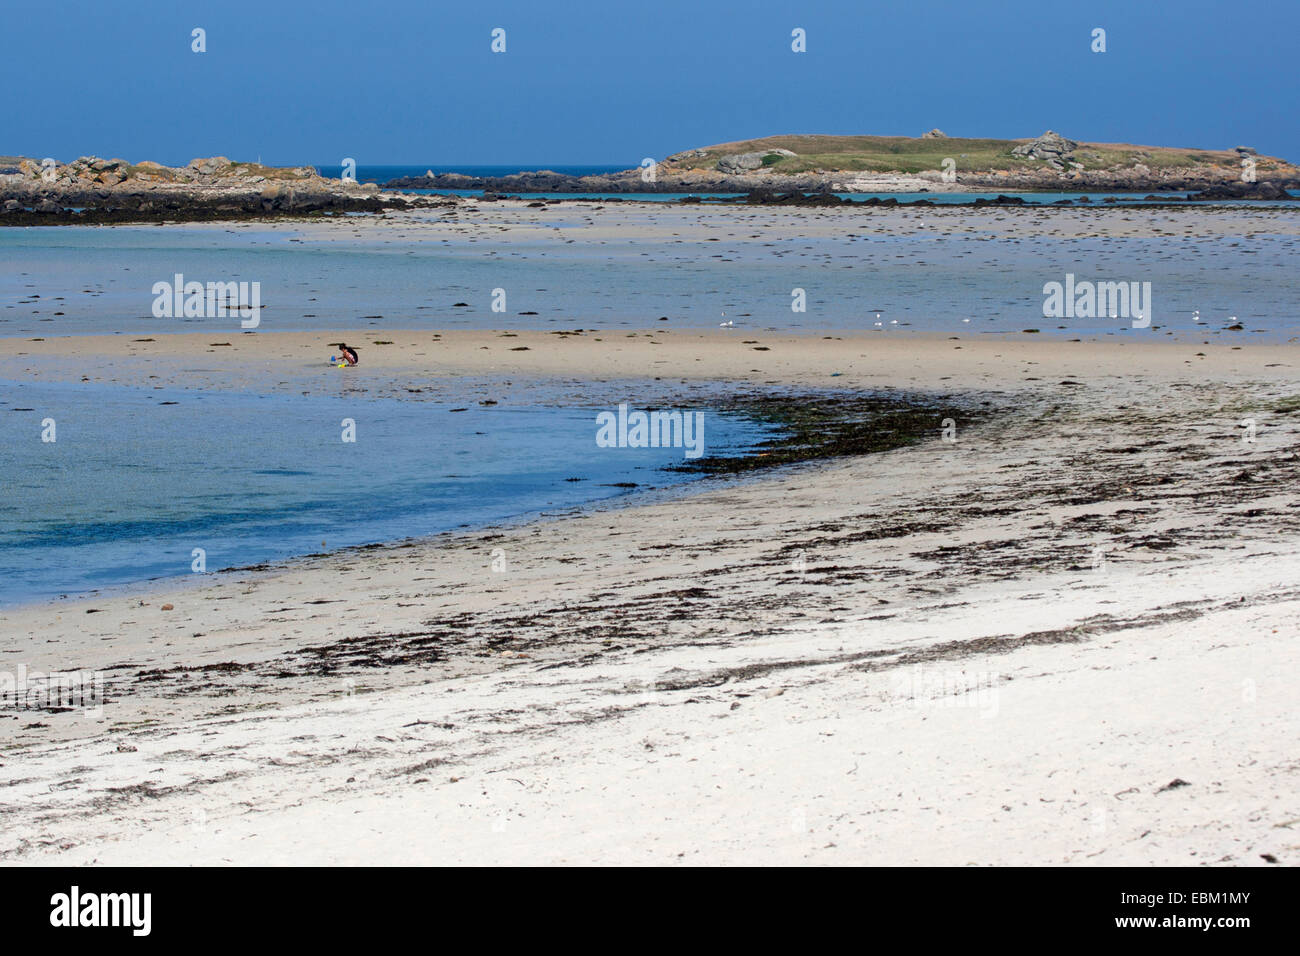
[0, 154, 436, 225]
[384, 130, 1299, 198]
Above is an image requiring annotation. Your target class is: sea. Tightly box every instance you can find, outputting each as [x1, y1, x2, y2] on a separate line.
[4, 221, 1296, 338]
[0, 377, 772, 606]
[2, 165, 1298, 604]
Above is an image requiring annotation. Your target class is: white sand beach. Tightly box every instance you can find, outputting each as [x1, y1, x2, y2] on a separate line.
[2, 314, 1298, 864]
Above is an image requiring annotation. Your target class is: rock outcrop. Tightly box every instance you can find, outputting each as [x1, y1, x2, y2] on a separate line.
[921, 128, 947, 139]
[0, 155, 436, 224]
[715, 148, 797, 174]
[1011, 130, 1079, 169]
[1187, 180, 1294, 201]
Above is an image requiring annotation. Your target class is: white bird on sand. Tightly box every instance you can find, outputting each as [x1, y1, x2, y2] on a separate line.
[719, 319, 733, 327]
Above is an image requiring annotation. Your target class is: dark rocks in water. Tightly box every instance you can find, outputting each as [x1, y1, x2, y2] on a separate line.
[743, 189, 843, 207]
[1052, 198, 1074, 205]
[0, 177, 411, 226]
[0, 191, 402, 225]
[792, 192, 843, 207]
[972, 194, 1028, 206]
[1187, 180, 1295, 201]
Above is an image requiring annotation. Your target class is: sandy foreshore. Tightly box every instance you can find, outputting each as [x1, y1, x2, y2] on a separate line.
[2, 327, 1298, 865]
[2, 325, 1291, 394]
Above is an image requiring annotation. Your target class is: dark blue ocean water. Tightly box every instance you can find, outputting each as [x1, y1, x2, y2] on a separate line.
[314, 164, 629, 184]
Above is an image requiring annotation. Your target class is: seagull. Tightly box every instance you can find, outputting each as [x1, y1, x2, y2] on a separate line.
[1193, 310, 1201, 322]
[719, 319, 733, 327]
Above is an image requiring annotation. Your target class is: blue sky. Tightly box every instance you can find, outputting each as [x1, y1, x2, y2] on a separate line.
[5, 0, 1295, 166]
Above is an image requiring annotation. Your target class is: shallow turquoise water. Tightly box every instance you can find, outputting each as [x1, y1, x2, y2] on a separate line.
[3, 225, 1297, 339]
[0, 379, 771, 605]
